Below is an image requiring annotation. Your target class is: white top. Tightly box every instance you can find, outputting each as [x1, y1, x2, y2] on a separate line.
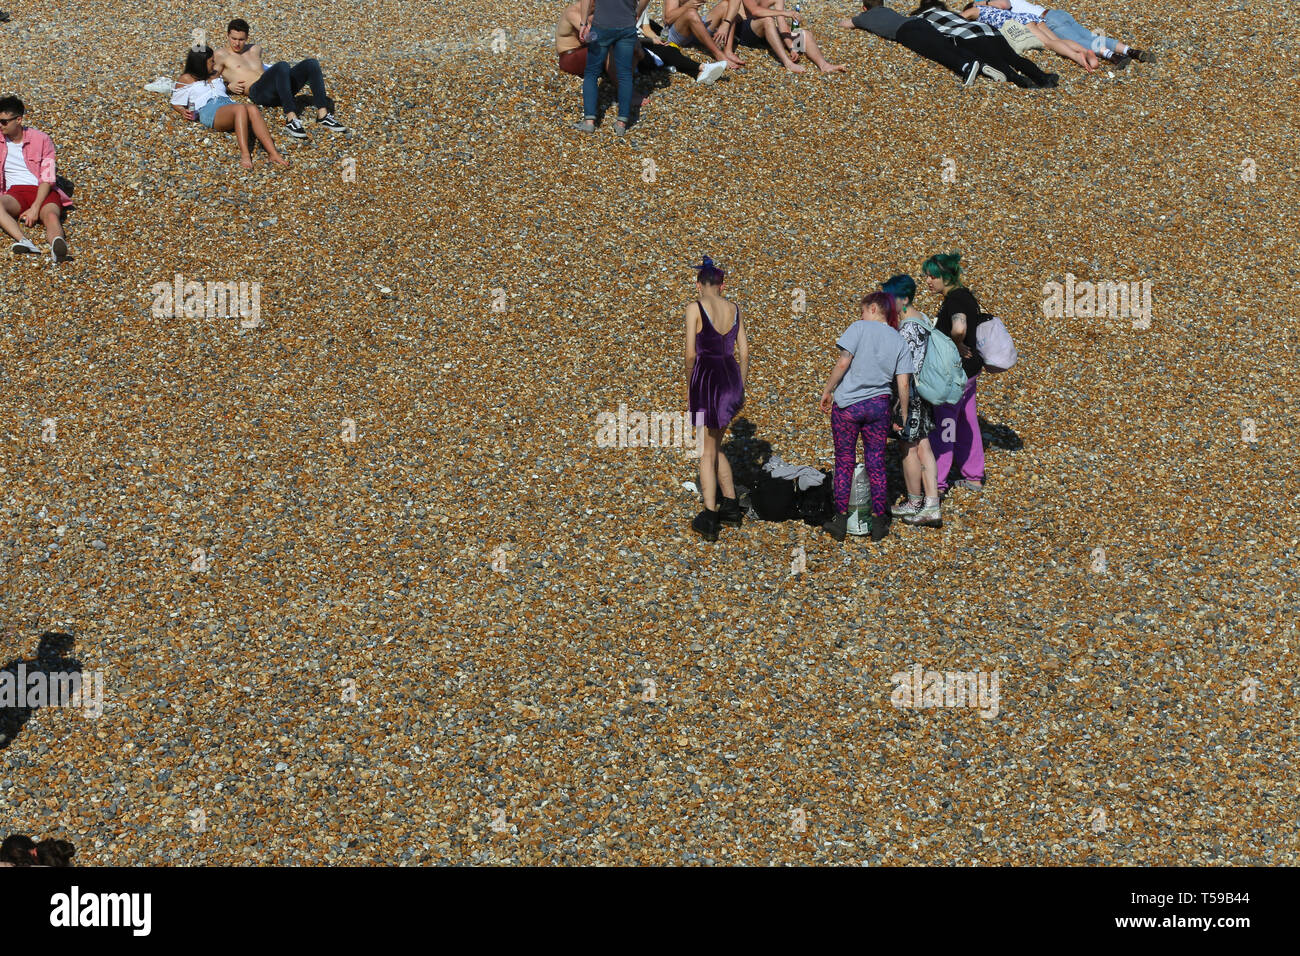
[3, 138, 38, 188]
[170, 77, 229, 111]
[1008, 0, 1047, 15]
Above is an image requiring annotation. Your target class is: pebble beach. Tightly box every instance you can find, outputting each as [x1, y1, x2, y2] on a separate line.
[0, 0, 1296, 865]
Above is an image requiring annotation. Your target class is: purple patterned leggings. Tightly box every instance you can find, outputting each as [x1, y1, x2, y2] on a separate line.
[831, 395, 891, 516]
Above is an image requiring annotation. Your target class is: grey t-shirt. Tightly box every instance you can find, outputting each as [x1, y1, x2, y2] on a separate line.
[851, 7, 911, 40]
[593, 0, 638, 31]
[833, 320, 914, 408]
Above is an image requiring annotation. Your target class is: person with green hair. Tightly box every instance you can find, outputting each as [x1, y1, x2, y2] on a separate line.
[922, 252, 986, 495]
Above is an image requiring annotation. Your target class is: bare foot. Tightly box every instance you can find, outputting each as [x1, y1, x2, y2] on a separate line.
[820, 62, 848, 73]
[239, 155, 254, 170]
[270, 153, 290, 167]
[784, 62, 807, 73]
[725, 54, 746, 68]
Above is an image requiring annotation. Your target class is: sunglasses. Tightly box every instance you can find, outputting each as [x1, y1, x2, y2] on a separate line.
[0, 116, 20, 124]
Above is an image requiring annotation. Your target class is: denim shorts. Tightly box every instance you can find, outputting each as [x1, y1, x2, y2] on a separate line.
[197, 97, 235, 128]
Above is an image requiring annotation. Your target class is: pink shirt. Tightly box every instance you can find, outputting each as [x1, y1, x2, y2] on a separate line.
[0, 126, 74, 207]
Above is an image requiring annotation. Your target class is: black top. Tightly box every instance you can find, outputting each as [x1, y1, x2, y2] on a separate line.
[934, 286, 985, 378]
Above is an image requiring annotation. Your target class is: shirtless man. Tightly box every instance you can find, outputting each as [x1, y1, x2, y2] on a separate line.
[736, 0, 845, 72]
[556, 1, 592, 74]
[662, 0, 747, 69]
[214, 18, 347, 141]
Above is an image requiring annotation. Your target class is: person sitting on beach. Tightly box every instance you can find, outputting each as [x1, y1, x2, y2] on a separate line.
[735, 0, 846, 73]
[819, 291, 913, 542]
[960, 2, 1098, 71]
[214, 18, 348, 141]
[838, 0, 1003, 87]
[978, 0, 1152, 66]
[911, 0, 1057, 87]
[172, 47, 290, 170]
[685, 256, 748, 541]
[662, 0, 747, 69]
[638, 2, 729, 83]
[0, 96, 73, 263]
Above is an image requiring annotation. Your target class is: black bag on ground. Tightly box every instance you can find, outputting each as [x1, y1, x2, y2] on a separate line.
[747, 473, 833, 525]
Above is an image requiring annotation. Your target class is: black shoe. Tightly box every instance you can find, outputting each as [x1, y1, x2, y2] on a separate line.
[691, 508, 721, 542]
[0, 12, 10, 23]
[317, 113, 347, 133]
[870, 515, 890, 541]
[1039, 73, 1059, 87]
[1108, 53, 1131, 71]
[823, 512, 848, 542]
[285, 118, 308, 140]
[718, 496, 743, 528]
[1127, 47, 1155, 63]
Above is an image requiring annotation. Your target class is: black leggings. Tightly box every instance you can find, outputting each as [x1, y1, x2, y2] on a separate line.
[961, 35, 1052, 86]
[894, 19, 972, 77]
[639, 40, 702, 78]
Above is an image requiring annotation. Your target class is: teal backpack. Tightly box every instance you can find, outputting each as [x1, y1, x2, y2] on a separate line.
[904, 314, 966, 406]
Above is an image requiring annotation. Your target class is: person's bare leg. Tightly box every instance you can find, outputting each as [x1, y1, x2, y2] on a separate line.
[686, 7, 743, 67]
[698, 427, 719, 511]
[246, 105, 290, 166]
[711, 427, 736, 499]
[38, 202, 63, 243]
[0, 195, 27, 244]
[233, 107, 253, 169]
[795, 29, 845, 72]
[1033, 23, 1096, 71]
[761, 17, 804, 71]
[210, 105, 252, 169]
[918, 437, 939, 499]
[902, 443, 923, 498]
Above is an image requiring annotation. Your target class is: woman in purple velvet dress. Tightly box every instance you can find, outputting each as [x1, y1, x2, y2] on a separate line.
[685, 256, 749, 542]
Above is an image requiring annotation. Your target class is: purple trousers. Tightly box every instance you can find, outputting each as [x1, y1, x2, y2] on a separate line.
[831, 396, 891, 516]
[930, 375, 984, 491]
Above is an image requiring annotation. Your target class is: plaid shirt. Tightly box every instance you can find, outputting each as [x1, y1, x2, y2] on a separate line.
[920, 7, 998, 39]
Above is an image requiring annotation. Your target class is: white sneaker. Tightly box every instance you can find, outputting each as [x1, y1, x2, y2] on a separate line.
[696, 61, 728, 85]
[11, 238, 39, 255]
[981, 63, 1007, 82]
[144, 76, 175, 94]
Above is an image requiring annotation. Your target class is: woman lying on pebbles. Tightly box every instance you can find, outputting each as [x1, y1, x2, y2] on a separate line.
[170, 46, 289, 170]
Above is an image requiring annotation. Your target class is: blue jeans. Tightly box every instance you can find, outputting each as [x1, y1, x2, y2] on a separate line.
[582, 26, 638, 123]
[1043, 10, 1117, 55]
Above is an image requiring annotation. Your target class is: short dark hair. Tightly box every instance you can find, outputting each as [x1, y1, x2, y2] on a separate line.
[228, 18, 250, 34]
[0, 95, 25, 118]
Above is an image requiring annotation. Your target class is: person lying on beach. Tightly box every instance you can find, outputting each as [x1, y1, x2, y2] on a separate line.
[214, 18, 348, 141]
[977, 0, 1152, 66]
[911, 0, 1056, 87]
[959, 2, 1098, 71]
[838, 0, 1003, 87]
[736, 0, 846, 73]
[171, 46, 290, 170]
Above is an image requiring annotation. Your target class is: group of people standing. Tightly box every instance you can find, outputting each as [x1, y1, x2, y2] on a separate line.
[686, 253, 991, 543]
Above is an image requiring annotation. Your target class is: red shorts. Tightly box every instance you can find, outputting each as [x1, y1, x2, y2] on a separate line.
[3, 184, 62, 216]
[558, 47, 588, 76]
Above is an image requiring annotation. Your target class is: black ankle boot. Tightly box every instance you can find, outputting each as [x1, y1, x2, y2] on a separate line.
[823, 512, 848, 542]
[691, 508, 721, 542]
[870, 514, 890, 541]
[718, 496, 743, 527]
